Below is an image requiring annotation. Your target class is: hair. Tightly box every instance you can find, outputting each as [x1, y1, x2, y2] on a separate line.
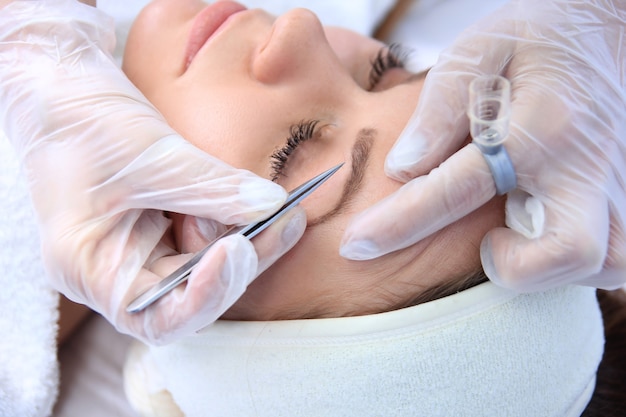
[413, 271, 626, 415]
[582, 288, 626, 416]
[404, 268, 488, 307]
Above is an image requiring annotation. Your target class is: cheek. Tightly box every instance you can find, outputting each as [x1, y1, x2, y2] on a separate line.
[267, 227, 337, 279]
[123, 5, 192, 92]
[232, 219, 345, 316]
[429, 197, 506, 276]
[148, 84, 281, 178]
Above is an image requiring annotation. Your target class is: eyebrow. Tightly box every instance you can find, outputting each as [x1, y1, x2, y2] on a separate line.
[308, 128, 374, 227]
[305, 70, 425, 227]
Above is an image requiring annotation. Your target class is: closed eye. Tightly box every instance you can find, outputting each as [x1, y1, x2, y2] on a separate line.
[270, 120, 319, 181]
[368, 43, 412, 90]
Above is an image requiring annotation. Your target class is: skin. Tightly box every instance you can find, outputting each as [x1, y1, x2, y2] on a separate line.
[123, 0, 505, 320]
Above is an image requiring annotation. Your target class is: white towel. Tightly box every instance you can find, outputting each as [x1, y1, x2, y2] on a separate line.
[134, 283, 604, 417]
[0, 132, 59, 417]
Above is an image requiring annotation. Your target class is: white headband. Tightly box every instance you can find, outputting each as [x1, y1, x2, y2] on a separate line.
[126, 282, 604, 417]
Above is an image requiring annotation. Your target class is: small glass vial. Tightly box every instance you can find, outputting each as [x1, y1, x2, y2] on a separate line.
[468, 75, 511, 154]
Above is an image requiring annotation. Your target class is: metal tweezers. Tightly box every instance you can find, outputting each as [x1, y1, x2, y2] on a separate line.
[126, 163, 343, 313]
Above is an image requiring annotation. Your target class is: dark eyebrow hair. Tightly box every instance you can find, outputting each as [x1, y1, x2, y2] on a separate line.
[308, 128, 374, 227]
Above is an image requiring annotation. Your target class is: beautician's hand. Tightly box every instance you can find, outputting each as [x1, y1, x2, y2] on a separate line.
[341, 0, 626, 292]
[0, 0, 305, 345]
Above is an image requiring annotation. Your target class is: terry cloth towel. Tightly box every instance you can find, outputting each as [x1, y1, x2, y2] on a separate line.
[126, 282, 604, 417]
[0, 132, 59, 417]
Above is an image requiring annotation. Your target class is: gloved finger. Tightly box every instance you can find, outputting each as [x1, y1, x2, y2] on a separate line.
[171, 215, 229, 254]
[585, 139, 626, 289]
[482, 188, 610, 292]
[101, 135, 289, 225]
[577, 200, 626, 289]
[12, 71, 287, 227]
[385, 17, 516, 182]
[16, 66, 287, 227]
[172, 207, 307, 272]
[138, 234, 257, 345]
[14, 64, 288, 227]
[125, 206, 306, 345]
[254, 206, 307, 274]
[341, 144, 495, 260]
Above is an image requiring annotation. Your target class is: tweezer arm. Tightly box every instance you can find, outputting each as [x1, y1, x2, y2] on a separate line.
[126, 163, 343, 314]
[126, 205, 292, 314]
[125, 224, 246, 313]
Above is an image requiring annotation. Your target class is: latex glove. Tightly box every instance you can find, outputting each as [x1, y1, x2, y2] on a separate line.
[0, 0, 306, 345]
[341, 0, 626, 292]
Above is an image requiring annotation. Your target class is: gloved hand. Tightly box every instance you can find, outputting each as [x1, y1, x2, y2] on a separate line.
[0, 0, 306, 345]
[341, 0, 626, 292]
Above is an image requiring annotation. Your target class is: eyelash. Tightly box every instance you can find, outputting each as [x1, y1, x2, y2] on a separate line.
[368, 43, 411, 90]
[270, 120, 319, 182]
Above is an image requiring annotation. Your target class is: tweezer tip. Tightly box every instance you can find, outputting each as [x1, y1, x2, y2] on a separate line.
[323, 162, 344, 177]
[312, 163, 344, 186]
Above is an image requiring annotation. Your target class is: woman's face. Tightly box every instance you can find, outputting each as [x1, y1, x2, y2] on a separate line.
[123, 0, 504, 320]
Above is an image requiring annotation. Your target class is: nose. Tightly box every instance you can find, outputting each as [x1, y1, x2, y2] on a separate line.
[252, 9, 337, 85]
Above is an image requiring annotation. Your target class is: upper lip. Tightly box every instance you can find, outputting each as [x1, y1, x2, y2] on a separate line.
[184, 1, 247, 69]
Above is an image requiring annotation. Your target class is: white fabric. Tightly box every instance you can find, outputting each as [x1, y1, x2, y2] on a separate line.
[54, 315, 136, 417]
[139, 282, 604, 417]
[0, 131, 59, 417]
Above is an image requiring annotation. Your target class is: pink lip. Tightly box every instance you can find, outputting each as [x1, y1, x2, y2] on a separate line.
[184, 1, 247, 68]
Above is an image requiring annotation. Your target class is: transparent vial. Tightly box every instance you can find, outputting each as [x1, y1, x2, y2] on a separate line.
[468, 75, 511, 154]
